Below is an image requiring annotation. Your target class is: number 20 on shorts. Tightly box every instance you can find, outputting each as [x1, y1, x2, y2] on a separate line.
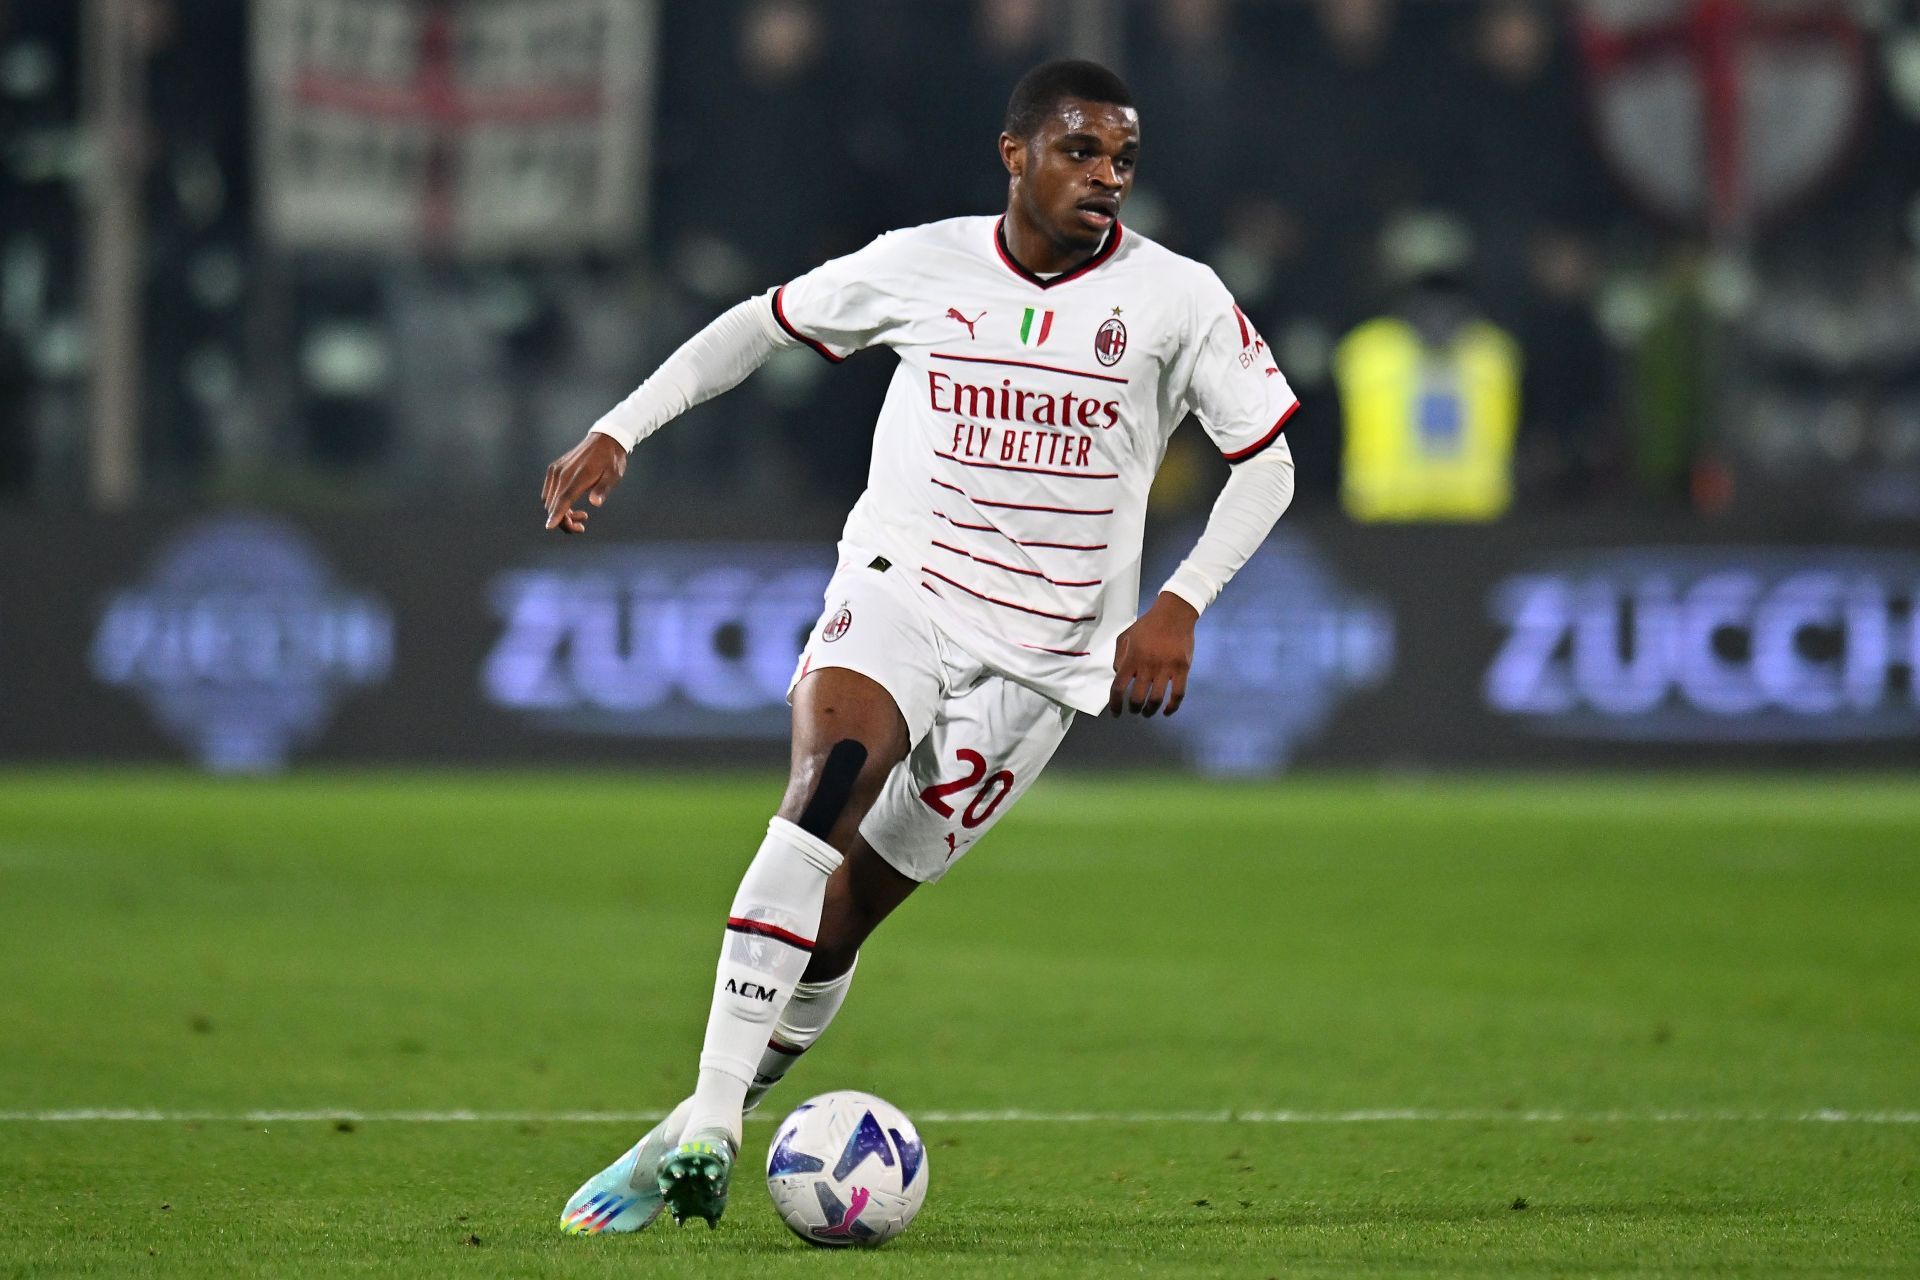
[918, 749, 1015, 829]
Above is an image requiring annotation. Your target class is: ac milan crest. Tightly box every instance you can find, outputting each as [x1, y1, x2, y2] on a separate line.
[822, 607, 852, 642]
[1094, 317, 1127, 367]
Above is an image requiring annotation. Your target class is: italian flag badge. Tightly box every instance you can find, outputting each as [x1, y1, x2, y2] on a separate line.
[1018, 307, 1055, 346]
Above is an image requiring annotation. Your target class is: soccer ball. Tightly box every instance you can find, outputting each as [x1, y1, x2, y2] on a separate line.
[764, 1091, 927, 1246]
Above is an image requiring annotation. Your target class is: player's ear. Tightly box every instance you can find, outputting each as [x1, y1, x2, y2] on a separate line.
[999, 131, 1024, 178]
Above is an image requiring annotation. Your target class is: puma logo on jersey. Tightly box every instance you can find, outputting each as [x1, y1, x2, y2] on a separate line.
[945, 308, 984, 339]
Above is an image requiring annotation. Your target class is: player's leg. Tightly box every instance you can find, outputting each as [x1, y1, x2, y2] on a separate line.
[565, 557, 942, 1234]
[740, 674, 1077, 1119]
[656, 563, 947, 1227]
[675, 667, 908, 1133]
[808, 831, 922, 981]
[740, 837, 919, 1112]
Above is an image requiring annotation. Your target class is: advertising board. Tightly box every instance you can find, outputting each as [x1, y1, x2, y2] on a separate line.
[1, 510, 1912, 774]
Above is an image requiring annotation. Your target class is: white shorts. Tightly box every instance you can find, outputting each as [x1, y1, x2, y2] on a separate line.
[788, 550, 1076, 883]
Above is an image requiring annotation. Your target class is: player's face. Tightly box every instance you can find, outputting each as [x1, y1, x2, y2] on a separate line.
[1001, 98, 1140, 253]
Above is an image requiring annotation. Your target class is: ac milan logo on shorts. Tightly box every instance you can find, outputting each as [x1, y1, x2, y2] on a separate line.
[1094, 317, 1127, 366]
[822, 607, 852, 642]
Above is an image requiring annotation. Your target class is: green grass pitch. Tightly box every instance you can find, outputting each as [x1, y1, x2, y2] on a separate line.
[1, 770, 1916, 1277]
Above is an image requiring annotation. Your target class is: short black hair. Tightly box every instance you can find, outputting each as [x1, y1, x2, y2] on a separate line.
[1003, 59, 1135, 139]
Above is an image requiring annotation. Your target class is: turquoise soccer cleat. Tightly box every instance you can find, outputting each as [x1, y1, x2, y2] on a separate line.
[656, 1129, 737, 1228]
[558, 1112, 685, 1236]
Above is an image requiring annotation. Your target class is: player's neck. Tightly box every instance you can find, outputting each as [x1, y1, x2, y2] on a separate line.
[1000, 209, 1106, 278]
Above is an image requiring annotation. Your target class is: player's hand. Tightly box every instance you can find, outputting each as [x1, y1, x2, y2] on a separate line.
[542, 432, 628, 534]
[1107, 592, 1197, 717]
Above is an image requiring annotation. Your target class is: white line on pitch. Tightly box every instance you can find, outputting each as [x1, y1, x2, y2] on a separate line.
[0, 1108, 1915, 1124]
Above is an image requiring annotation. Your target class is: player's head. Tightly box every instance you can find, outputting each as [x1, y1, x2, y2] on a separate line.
[999, 59, 1139, 253]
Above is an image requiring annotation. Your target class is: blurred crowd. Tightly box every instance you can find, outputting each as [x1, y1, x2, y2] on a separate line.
[3, 0, 1920, 524]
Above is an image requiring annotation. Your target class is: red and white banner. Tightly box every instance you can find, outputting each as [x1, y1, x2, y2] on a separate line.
[253, 0, 655, 255]
[1575, 0, 1867, 236]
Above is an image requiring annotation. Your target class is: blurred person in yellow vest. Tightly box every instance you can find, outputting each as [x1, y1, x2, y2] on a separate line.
[1335, 213, 1521, 521]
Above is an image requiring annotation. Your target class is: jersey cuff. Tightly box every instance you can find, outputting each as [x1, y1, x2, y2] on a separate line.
[1158, 572, 1214, 618]
[1222, 399, 1299, 464]
[771, 286, 847, 364]
[588, 423, 636, 452]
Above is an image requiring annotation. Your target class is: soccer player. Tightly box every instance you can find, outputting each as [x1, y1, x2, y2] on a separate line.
[546, 59, 1298, 1234]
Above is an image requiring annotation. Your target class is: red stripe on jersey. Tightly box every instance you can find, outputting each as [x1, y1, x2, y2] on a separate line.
[932, 508, 996, 532]
[771, 287, 845, 364]
[929, 351, 1128, 385]
[993, 216, 1124, 290]
[726, 916, 815, 951]
[976, 496, 1112, 516]
[934, 448, 1118, 481]
[931, 477, 1110, 517]
[1233, 303, 1251, 348]
[919, 567, 1097, 623]
[1223, 400, 1300, 463]
[932, 509, 1108, 552]
[1037, 310, 1054, 344]
[1022, 643, 1092, 656]
[929, 539, 1103, 588]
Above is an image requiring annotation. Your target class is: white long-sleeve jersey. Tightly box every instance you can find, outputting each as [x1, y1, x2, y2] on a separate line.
[594, 215, 1298, 715]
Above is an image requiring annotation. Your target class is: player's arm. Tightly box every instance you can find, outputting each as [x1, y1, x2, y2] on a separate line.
[1109, 282, 1299, 716]
[1107, 437, 1296, 716]
[544, 232, 907, 533]
[542, 293, 797, 532]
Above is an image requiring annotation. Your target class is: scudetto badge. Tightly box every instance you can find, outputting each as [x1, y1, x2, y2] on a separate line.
[1094, 317, 1127, 366]
[823, 607, 853, 642]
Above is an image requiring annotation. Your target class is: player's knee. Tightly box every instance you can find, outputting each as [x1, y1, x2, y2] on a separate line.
[792, 738, 871, 840]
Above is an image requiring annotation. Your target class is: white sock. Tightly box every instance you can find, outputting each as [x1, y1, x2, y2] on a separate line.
[744, 956, 858, 1114]
[682, 817, 841, 1147]
[640, 1097, 693, 1159]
